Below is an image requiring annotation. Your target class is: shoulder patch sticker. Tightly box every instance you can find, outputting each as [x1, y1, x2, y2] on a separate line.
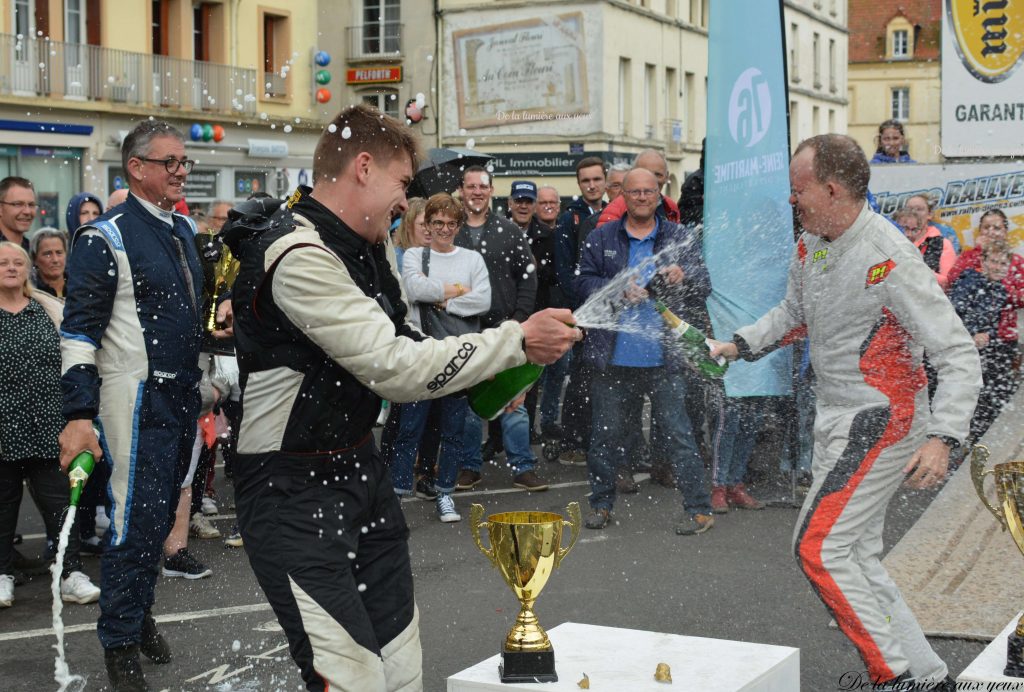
[812, 249, 828, 263]
[866, 259, 896, 286]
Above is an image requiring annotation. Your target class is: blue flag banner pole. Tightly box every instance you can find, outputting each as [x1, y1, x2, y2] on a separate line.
[704, 0, 794, 397]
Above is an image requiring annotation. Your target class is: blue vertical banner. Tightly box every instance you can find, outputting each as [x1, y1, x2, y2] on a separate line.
[704, 0, 793, 397]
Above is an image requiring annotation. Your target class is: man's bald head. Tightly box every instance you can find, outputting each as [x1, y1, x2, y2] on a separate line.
[634, 149, 668, 192]
[106, 188, 129, 211]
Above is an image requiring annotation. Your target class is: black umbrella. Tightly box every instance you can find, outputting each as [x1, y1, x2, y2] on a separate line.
[407, 147, 494, 199]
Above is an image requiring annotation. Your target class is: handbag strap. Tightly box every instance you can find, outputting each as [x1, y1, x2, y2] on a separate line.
[419, 248, 432, 328]
[421, 246, 431, 276]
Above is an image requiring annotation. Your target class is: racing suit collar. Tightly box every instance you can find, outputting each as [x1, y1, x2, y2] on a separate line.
[129, 191, 175, 227]
[287, 187, 370, 255]
[819, 201, 871, 258]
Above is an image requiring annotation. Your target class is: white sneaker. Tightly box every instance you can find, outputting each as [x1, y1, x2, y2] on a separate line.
[60, 571, 100, 604]
[95, 506, 111, 531]
[0, 574, 14, 607]
[436, 493, 462, 523]
[201, 496, 219, 516]
[189, 512, 221, 539]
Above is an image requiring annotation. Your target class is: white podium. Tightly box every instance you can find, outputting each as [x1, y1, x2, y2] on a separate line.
[447, 622, 799, 691]
[958, 612, 1024, 685]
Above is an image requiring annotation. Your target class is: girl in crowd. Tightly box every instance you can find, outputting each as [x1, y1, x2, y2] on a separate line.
[870, 119, 915, 164]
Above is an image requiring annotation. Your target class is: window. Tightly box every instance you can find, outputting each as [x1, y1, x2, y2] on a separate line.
[829, 38, 836, 92]
[828, 108, 836, 132]
[618, 58, 631, 135]
[789, 23, 800, 82]
[789, 100, 799, 151]
[362, 0, 400, 56]
[892, 29, 908, 58]
[665, 67, 678, 120]
[152, 0, 169, 55]
[812, 105, 820, 135]
[891, 87, 909, 121]
[813, 32, 821, 88]
[261, 10, 291, 99]
[362, 90, 399, 120]
[685, 72, 695, 141]
[644, 63, 656, 138]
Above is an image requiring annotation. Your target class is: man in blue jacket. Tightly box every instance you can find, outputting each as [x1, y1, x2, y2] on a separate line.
[574, 168, 714, 534]
[59, 120, 205, 691]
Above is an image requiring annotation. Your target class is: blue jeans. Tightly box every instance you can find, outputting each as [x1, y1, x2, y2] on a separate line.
[539, 350, 570, 429]
[588, 366, 711, 516]
[390, 396, 467, 494]
[711, 395, 767, 486]
[461, 405, 536, 476]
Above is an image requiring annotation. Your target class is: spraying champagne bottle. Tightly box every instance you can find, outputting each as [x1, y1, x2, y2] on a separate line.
[67, 450, 96, 508]
[653, 300, 728, 379]
[468, 362, 544, 421]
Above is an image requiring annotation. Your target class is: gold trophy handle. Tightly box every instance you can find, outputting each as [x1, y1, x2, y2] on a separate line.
[970, 445, 1005, 526]
[469, 503, 496, 566]
[555, 501, 581, 568]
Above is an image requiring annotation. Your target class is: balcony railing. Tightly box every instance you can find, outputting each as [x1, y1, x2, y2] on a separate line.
[345, 22, 403, 61]
[0, 32, 258, 116]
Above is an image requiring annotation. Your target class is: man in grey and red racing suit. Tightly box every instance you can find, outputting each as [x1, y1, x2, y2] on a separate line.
[716, 135, 981, 687]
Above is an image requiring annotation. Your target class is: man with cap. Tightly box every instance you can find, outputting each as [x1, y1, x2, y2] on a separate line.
[508, 180, 538, 230]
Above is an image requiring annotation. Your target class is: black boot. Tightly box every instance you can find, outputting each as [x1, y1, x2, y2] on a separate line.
[104, 644, 149, 691]
[140, 611, 171, 664]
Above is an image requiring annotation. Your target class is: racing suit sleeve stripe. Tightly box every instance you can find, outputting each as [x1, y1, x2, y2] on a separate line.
[734, 243, 806, 359]
[271, 244, 528, 403]
[883, 258, 982, 443]
[61, 227, 118, 419]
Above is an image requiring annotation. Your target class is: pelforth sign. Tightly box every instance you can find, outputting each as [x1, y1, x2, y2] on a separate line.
[941, 0, 1024, 157]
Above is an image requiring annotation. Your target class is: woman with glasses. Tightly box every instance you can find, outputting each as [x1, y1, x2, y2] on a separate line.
[0, 241, 101, 608]
[396, 193, 491, 522]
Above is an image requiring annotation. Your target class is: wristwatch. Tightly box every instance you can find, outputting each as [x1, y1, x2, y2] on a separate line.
[926, 434, 960, 451]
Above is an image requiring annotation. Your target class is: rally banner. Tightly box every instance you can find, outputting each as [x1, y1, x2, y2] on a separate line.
[870, 162, 1024, 252]
[704, 0, 793, 397]
[941, 0, 1024, 158]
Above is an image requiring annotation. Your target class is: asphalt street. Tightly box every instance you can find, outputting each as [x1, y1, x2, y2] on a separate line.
[0, 450, 987, 692]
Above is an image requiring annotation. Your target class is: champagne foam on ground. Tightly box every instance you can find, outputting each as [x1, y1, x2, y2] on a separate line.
[50, 505, 87, 692]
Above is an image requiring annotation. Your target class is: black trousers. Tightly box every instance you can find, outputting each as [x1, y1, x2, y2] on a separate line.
[970, 339, 1020, 443]
[0, 457, 82, 577]
[235, 440, 420, 691]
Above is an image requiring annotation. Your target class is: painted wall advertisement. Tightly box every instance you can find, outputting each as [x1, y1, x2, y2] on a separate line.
[941, 0, 1024, 157]
[444, 8, 599, 136]
[870, 162, 1024, 252]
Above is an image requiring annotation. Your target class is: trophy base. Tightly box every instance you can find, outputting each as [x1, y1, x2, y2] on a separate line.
[1006, 632, 1024, 678]
[499, 648, 557, 684]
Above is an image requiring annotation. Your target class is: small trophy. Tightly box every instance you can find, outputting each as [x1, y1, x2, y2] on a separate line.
[970, 445, 1024, 677]
[202, 243, 240, 355]
[470, 503, 581, 683]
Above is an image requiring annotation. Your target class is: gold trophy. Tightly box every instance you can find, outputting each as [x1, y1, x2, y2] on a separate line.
[202, 244, 240, 354]
[470, 502, 581, 683]
[970, 445, 1024, 677]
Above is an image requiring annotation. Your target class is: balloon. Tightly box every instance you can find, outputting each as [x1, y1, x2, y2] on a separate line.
[315, 69, 331, 85]
[190, 123, 203, 141]
[212, 124, 225, 142]
[316, 88, 331, 104]
[314, 51, 331, 67]
[202, 124, 213, 142]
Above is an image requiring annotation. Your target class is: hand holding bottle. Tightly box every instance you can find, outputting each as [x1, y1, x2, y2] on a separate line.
[520, 308, 582, 365]
[708, 339, 740, 362]
[59, 419, 102, 473]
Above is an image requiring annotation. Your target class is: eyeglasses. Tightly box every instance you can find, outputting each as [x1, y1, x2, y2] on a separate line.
[606, 182, 623, 191]
[462, 184, 491, 192]
[429, 220, 460, 231]
[0, 200, 38, 210]
[511, 197, 535, 204]
[623, 188, 658, 199]
[538, 201, 560, 207]
[137, 157, 195, 174]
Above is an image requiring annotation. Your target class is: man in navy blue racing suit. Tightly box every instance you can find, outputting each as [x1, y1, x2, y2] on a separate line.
[59, 120, 212, 692]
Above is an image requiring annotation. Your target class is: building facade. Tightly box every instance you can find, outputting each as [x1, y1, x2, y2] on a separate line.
[0, 0, 328, 231]
[847, 0, 941, 163]
[785, 0, 849, 147]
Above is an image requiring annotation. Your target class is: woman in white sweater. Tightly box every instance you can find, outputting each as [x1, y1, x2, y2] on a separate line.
[396, 194, 490, 522]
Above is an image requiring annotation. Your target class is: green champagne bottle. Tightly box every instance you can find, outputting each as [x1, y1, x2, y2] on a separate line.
[653, 300, 728, 379]
[468, 362, 545, 420]
[68, 450, 96, 507]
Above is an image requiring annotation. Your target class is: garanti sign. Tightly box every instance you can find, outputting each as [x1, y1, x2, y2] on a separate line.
[941, 0, 1024, 157]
